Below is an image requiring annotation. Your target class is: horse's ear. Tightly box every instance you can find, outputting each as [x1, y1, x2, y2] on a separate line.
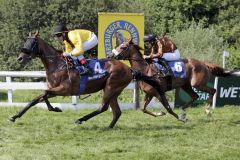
[28, 32, 32, 37]
[162, 32, 167, 37]
[128, 38, 134, 44]
[34, 30, 39, 37]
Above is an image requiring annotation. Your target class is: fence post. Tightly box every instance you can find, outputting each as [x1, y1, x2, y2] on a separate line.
[133, 82, 140, 109]
[72, 96, 77, 105]
[212, 77, 218, 109]
[6, 76, 13, 103]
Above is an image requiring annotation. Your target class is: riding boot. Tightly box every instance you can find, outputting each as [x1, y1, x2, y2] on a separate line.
[80, 63, 91, 75]
[158, 59, 172, 77]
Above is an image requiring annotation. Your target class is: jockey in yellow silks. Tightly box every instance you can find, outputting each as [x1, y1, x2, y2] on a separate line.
[54, 24, 98, 75]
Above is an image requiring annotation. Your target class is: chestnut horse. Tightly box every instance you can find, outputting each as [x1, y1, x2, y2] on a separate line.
[9, 31, 164, 128]
[111, 39, 237, 120]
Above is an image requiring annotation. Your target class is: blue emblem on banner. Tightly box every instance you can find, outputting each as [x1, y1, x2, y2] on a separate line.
[104, 20, 140, 57]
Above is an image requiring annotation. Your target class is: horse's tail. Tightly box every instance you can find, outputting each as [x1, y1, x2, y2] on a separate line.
[205, 63, 240, 77]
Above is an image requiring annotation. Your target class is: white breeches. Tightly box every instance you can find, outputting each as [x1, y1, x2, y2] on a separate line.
[162, 49, 180, 61]
[83, 33, 98, 52]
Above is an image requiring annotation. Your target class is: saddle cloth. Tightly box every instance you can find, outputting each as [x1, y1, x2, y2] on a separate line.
[76, 58, 108, 95]
[153, 60, 186, 78]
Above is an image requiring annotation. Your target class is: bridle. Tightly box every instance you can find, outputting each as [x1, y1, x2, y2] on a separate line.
[112, 44, 131, 60]
[21, 37, 40, 59]
[112, 43, 148, 65]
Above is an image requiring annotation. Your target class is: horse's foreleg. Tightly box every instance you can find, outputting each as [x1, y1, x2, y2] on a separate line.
[141, 94, 166, 117]
[43, 94, 62, 112]
[9, 93, 46, 122]
[157, 92, 180, 121]
[44, 84, 72, 112]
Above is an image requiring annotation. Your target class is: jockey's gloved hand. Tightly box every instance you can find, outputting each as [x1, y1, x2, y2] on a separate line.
[143, 55, 151, 59]
[63, 52, 72, 57]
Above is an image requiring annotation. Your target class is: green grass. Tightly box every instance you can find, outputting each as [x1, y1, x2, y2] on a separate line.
[0, 106, 239, 160]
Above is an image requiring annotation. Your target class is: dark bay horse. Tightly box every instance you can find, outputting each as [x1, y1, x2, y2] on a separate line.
[111, 39, 238, 121]
[9, 31, 164, 128]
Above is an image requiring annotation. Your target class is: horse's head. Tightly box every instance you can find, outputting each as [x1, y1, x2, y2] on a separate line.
[114, 31, 127, 48]
[111, 38, 143, 60]
[18, 31, 40, 65]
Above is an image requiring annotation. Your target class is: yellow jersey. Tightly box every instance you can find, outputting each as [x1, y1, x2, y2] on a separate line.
[64, 29, 92, 56]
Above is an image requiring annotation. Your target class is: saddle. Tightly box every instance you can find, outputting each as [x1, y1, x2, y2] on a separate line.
[64, 57, 107, 78]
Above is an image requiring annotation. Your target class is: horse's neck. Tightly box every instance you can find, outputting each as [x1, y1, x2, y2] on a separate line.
[129, 51, 149, 73]
[39, 39, 64, 73]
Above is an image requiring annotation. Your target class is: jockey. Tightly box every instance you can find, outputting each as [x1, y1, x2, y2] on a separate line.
[54, 24, 98, 75]
[144, 34, 180, 77]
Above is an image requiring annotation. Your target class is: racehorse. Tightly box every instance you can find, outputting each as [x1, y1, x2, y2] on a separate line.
[9, 31, 165, 128]
[111, 39, 238, 120]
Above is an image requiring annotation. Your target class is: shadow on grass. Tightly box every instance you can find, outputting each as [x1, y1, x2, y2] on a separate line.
[118, 123, 195, 131]
[232, 120, 240, 124]
[70, 122, 196, 132]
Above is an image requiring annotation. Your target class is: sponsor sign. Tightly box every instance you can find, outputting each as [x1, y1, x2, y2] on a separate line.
[175, 75, 240, 107]
[174, 76, 215, 107]
[98, 12, 144, 59]
[215, 76, 240, 106]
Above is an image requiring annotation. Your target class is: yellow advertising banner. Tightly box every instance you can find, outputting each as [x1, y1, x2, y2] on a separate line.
[98, 12, 144, 59]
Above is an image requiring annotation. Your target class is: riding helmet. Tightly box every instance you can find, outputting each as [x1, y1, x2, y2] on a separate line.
[144, 34, 156, 42]
[53, 24, 68, 34]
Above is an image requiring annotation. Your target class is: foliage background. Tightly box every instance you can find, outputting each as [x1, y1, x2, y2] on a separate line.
[0, 0, 239, 71]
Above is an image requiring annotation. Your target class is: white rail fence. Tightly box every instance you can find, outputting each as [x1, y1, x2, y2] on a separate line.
[0, 71, 167, 110]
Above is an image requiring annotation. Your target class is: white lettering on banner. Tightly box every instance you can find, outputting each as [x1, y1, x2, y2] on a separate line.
[231, 87, 238, 98]
[193, 88, 209, 100]
[94, 62, 104, 73]
[220, 87, 240, 98]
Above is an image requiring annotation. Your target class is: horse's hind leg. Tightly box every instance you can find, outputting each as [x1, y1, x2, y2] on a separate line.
[109, 93, 122, 128]
[141, 94, 166, 117]
[75, 100, 110, 125]
[179, 85, 199, 120]
[195, 85, 216, 116]
[75, 89, 117, 126]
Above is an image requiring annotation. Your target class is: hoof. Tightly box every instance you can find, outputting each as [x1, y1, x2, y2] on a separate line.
[75, 119, 83, 124]
[154, 112, 166, 117]
[8, 116, 16, 122]
[178, 113, 187, 122]
[49, 107, 62, 112]
[54, 107, 62, 112]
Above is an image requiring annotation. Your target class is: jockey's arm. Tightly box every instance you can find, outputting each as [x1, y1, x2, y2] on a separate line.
[150, 42, 163, 59]
[64, 41, 73, 53]
[71, 32, 84, 56]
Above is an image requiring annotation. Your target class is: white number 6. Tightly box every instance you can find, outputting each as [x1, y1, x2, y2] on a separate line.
[174, 62, 182, 72]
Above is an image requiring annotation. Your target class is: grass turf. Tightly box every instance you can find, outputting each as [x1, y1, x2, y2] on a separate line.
[0, 106, 239, 160]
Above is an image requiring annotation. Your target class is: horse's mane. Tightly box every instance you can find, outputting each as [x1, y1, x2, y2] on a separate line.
[38, 37, 63, 54]
[132, 43, 144, 58]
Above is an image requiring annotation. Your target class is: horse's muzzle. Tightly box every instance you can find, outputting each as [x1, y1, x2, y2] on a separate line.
[17, 56, 24, 64]
[17, 53, 31, 65]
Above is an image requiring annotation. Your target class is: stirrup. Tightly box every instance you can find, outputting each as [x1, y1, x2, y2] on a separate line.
[163, 69, 172, 78]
